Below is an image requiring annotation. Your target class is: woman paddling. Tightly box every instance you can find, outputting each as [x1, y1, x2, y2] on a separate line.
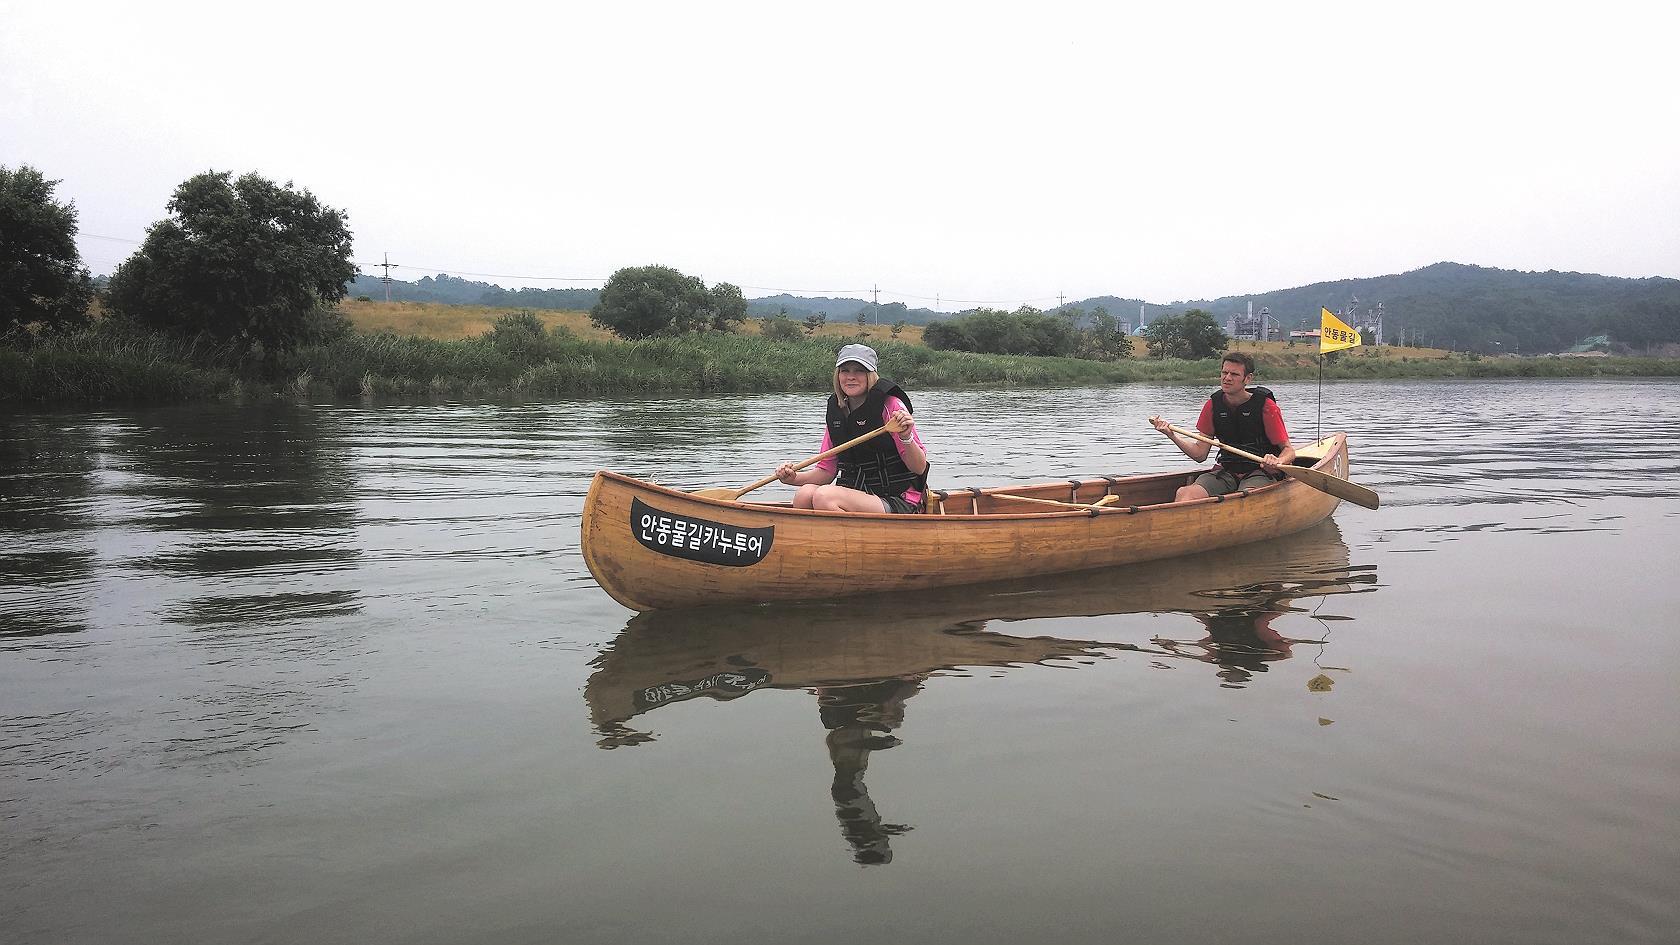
[775, 344, 929, 513]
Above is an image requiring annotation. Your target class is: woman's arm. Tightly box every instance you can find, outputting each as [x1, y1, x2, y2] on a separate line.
[885, 400, 927, 475]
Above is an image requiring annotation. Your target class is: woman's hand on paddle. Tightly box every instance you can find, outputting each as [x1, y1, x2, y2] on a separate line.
[889, 408, 915, 443]
[775, 462, 799, 485]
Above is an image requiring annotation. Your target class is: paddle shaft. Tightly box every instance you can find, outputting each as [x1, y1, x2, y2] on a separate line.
[1164, 424, 1379, 510]
[723, 419, 905, 500]
[1165, 424, 1284, 470]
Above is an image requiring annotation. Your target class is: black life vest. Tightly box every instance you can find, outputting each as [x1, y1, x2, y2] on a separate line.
[1209, 386, 1282, 477]
[825, 378, 926, 499]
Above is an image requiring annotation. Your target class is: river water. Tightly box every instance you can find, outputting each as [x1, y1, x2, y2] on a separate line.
[2, 379, 1676, 945]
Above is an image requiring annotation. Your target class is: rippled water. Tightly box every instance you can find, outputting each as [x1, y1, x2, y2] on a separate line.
[3, 379, 1677, 945]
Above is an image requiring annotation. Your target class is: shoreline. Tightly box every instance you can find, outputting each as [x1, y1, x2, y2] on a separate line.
[4, 316, 1676, 406]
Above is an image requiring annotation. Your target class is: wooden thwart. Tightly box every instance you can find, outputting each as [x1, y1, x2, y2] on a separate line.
[990, 492, 1122, 511]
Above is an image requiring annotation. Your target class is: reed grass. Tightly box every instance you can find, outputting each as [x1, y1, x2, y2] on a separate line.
[4, 311, 1675, 406]
[0, 322, 242, 403]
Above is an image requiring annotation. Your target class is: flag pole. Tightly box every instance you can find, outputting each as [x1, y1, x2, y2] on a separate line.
[1315, 306, 1362, 443]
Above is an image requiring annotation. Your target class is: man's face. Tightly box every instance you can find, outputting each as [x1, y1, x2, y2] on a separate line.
[1220, 361, 1250, 395]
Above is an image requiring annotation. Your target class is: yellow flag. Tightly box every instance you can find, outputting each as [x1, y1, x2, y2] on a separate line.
[1320, 307, 1363, 354]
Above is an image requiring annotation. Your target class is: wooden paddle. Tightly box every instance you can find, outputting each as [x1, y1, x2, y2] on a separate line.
[1162, 424, 1380, 510]
[692, 416, 908, 501]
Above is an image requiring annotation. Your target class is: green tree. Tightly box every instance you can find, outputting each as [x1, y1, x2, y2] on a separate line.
[1141, 309, 1228, 360]
[1079, 306, 1131, 360]
[760, 313, 804, 342]
[707, 282, 747, 332]
[922, 305, 1076, 357]
[922, 319, 972, 351]
[105, 170, 355, 352]
[590, 264, 743, 339]
[0, 164, 94, 334]
[802, 312, 827, 334]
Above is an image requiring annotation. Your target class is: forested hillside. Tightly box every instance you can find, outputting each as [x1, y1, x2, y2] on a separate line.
[347, 273, 600, 311]
[743, 294, 944, 325]
[1147, 263, 1680, 354]
[346, 262, 1680, 355]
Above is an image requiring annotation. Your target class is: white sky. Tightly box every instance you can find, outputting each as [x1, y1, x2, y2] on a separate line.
[4, 0, 1677, 309]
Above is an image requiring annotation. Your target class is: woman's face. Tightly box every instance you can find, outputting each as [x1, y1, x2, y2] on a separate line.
[837, 363, 870, 398]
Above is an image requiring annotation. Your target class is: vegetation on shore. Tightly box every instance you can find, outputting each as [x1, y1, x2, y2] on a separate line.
[4, 309, 1677, 405]
[4, 161, 1674, 406]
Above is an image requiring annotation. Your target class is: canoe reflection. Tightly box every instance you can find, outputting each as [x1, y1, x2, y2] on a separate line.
[585, 520, 1372, 864]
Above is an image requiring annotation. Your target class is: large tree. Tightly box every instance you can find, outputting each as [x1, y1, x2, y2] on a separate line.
[1141, 309, 1228, 360]
[105, 170, 356, 352]
[0, 164, 94, 334]
[591, 265, 745, 339]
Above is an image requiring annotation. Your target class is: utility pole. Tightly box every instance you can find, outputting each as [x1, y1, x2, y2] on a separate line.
[871, 284, 879, 325]
[376, 252, 399, 302]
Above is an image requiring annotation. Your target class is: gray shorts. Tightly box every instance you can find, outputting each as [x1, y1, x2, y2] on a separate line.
[880, 495, 920, 514]
[1191, 468, 1279, 497]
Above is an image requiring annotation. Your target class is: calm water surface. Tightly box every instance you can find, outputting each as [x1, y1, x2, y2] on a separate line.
[2, 379, 1677, 945]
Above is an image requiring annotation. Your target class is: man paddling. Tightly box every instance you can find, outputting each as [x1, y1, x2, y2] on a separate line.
[1150, 351, 1296, 503]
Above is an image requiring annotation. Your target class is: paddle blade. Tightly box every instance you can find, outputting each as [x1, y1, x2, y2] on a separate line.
[690, 486, 742, 501]
[1282, 466, 1380, 510]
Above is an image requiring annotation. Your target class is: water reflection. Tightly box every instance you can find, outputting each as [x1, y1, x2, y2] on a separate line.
[819, 679, 919, 864]
[1155, 560, 1378, 688]
[108, 404, 365, 633]
[585, 521, 1373, 864]
[1, 405, 373, 791]
[0, 414, 101, 640]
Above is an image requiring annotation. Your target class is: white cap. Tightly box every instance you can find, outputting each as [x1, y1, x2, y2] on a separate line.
[835, 343, 878, 372]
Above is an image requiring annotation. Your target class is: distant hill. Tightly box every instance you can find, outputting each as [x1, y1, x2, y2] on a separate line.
[745, 294, 948, 326]
[347, 273, 600, 310]
[1121, 263, 1680, 354]
[1049, 297, 1160, 331]
[347, 263, 1680, 354]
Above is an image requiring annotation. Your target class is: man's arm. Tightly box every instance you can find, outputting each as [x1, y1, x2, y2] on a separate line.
[1149, 402, 1213, 462]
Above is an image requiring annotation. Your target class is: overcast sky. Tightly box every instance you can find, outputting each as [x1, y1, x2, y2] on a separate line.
[5, 1, 1677, 309]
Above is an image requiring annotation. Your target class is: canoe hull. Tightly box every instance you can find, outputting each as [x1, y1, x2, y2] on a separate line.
[581, 434, 1350, 611]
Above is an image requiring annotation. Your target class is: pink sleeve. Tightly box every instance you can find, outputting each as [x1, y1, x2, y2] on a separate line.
[885, 397, 925, 507]
[815, 427, 837, 472]
[883, 397, 925, 458]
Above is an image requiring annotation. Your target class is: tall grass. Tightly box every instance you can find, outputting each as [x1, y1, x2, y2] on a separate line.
[0, 322, 242, 403]
[4, 314, 1676, 406]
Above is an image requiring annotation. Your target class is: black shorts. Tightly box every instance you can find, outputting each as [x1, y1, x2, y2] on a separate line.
[880, 495, 920, 514]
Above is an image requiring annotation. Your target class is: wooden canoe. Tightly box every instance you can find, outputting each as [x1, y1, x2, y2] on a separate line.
[581, 433, 1352, 611]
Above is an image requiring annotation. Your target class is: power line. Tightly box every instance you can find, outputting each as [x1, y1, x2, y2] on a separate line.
[356, 262, 608, 284]
[82, 232, 1077, 308]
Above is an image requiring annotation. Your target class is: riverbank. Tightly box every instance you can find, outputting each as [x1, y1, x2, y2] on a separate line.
[4, 312, 1676, 404]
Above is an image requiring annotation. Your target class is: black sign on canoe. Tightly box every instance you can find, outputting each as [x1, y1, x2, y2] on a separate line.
[630, 497, 775, 567]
